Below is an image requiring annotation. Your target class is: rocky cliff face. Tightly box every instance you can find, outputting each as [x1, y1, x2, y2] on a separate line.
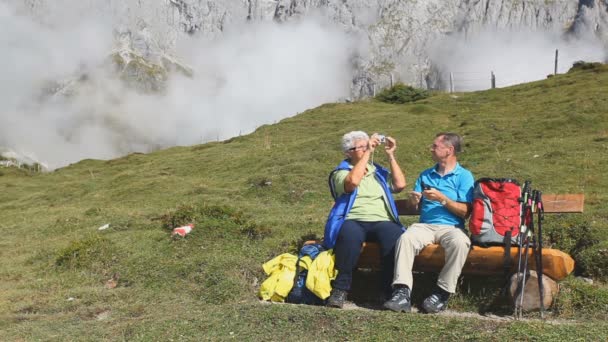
[168, 0, 607, 97]
[16, 0, 608, 98]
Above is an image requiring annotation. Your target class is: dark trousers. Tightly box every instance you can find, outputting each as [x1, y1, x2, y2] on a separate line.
[332, 220, 403, 293]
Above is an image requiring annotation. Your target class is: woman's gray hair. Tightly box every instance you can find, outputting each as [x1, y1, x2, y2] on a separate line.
[342, 131, 369, 152]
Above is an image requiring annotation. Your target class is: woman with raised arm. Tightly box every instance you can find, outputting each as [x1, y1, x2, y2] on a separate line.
[324, 131, 406, 308]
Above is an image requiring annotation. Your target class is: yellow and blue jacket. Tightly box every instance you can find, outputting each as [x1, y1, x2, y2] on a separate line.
[259, 250, 337, 302]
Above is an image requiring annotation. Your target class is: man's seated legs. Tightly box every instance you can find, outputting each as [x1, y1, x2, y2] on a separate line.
[384, 223, 435, 312]
[421, 226, 471, 313]
[436, 227, 471, 293]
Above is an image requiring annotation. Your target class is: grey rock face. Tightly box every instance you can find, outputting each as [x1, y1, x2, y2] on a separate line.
[165, 0, 607, 97]
[15, 0, 608, 97]
[0, 148, 49, 172]
[112, 27, 193, 93]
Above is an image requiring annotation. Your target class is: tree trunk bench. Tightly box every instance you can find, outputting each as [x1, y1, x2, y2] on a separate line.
[357, 194, 583, 281]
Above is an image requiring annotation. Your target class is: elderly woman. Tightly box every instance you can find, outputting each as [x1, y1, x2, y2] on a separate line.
[324, 131, 406, 308]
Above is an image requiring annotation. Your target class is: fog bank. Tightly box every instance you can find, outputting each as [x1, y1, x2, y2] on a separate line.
[0, 1, 355, 169]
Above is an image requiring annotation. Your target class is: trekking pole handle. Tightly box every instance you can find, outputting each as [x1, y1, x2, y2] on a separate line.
[520, 180, 532, 204]
[536, 190, 544, 219]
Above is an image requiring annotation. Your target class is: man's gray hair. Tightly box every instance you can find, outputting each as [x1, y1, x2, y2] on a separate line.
[436, 132, 464, 155]
[342, 131, 369, 152]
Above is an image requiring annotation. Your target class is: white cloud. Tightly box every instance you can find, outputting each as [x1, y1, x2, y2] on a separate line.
[0, 1, 356, 169]
[428, 28, 607, 91]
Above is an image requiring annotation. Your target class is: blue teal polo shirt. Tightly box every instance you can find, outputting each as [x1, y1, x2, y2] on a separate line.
[414, 163, 475, 228]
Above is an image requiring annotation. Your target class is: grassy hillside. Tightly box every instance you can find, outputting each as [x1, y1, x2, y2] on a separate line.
[1, 64, 608, 340]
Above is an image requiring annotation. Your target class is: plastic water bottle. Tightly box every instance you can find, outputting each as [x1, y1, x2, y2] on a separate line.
[172, 223, 194, 237]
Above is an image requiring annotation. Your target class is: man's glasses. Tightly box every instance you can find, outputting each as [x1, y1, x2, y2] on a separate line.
[348, 145, 368, 152]
[429, 143, 451, 150]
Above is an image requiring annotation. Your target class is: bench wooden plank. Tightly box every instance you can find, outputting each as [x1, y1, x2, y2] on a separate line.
[395, 199, 418, 216]
[393, 193, 584, 216]
[541, 194, 584, 213]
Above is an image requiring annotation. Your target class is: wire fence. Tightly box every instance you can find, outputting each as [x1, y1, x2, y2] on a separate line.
[435, 70, 555, 92]
[436, 51, 560, 92]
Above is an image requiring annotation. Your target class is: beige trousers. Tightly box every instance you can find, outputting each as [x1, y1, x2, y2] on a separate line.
[392, 223, 471, 293]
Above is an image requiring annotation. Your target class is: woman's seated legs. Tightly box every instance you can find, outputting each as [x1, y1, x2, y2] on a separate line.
[366, 221, 404, 296]
[332, 220, 366, 291]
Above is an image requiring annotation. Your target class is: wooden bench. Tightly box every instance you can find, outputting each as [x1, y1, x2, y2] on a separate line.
[353, 194, 584, 281]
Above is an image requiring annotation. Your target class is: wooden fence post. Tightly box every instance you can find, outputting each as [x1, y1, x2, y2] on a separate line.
[449, 72, 454, 93]
[554, 49, 559, 75]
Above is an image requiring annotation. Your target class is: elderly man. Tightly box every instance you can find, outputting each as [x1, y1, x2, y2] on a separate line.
[383, 132, 474, 314]
[324, 131, 406, 308]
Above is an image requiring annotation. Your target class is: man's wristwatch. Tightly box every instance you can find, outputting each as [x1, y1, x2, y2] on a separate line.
[440, 199, 448, 206]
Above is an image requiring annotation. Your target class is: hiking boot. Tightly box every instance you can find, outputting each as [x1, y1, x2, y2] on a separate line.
[421, 288, 450, 314]
[326, 288, 347, 309]
[383, 285, 411, 313]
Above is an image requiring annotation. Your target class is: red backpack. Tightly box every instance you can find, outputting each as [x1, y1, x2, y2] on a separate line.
[469, 178, 522, 246]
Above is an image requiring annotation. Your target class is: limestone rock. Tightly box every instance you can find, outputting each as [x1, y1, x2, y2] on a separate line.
[509, 271, 560, 312]
[0, 147, 49, 172]
[111, 27, 193, 93]
[18, 0, 608, 97]
[167, 0, 608, 97]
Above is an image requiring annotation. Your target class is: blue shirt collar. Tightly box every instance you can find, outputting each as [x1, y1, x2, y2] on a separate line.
[432, 162, 463, 176]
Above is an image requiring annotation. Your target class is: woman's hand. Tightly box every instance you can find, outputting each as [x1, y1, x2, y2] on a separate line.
[384, 136, 397, 155]
[369, 134, 382, 152]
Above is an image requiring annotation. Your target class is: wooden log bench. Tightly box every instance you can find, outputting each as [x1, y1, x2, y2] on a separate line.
[356, 194, 584, 281]
[308, 194, 583, 281]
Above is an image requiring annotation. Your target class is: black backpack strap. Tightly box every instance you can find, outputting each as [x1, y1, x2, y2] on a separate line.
[500, 230, 513, 295]
[294, 255, 302, 280]
[535, 191, 545, 318]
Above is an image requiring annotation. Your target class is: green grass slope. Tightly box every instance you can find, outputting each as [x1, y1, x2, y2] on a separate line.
[1, 65, 608, 340]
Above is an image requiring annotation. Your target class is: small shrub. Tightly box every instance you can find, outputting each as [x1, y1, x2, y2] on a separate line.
[159, 204, 269, 240]
[545, 216, 603, 279]
[158, 204, 199, 230]
[375, 83, 430, 104]
[288, 232, 323, 254]
[546, 216, 598, 251]
[576, 241, 608, 281]
[55, 235, 117, 270]
[200, 204, 243, 223]
[84, 207, 102, 216]
[240, 223, 272, 240]
[568, 61, 605, 73]
[553, 278, 608, 320]
[247, 176, 273, 188]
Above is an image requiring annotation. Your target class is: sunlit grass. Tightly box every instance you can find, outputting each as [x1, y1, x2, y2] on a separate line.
[1, 65, 607, 339]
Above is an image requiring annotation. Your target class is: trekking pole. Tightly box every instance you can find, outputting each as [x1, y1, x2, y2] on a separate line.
[516, 182, 530, 284]
[514, 181, 530, 319]
[535, 190, 545, 319]
[517, 188, 535, 319]
[517, 231, 530, 319]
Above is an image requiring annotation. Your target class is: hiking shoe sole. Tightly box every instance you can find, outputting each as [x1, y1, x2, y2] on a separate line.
[327, 301, 344, 309]
[421, 296, 448, 314]
[383, 301, 411, 313]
